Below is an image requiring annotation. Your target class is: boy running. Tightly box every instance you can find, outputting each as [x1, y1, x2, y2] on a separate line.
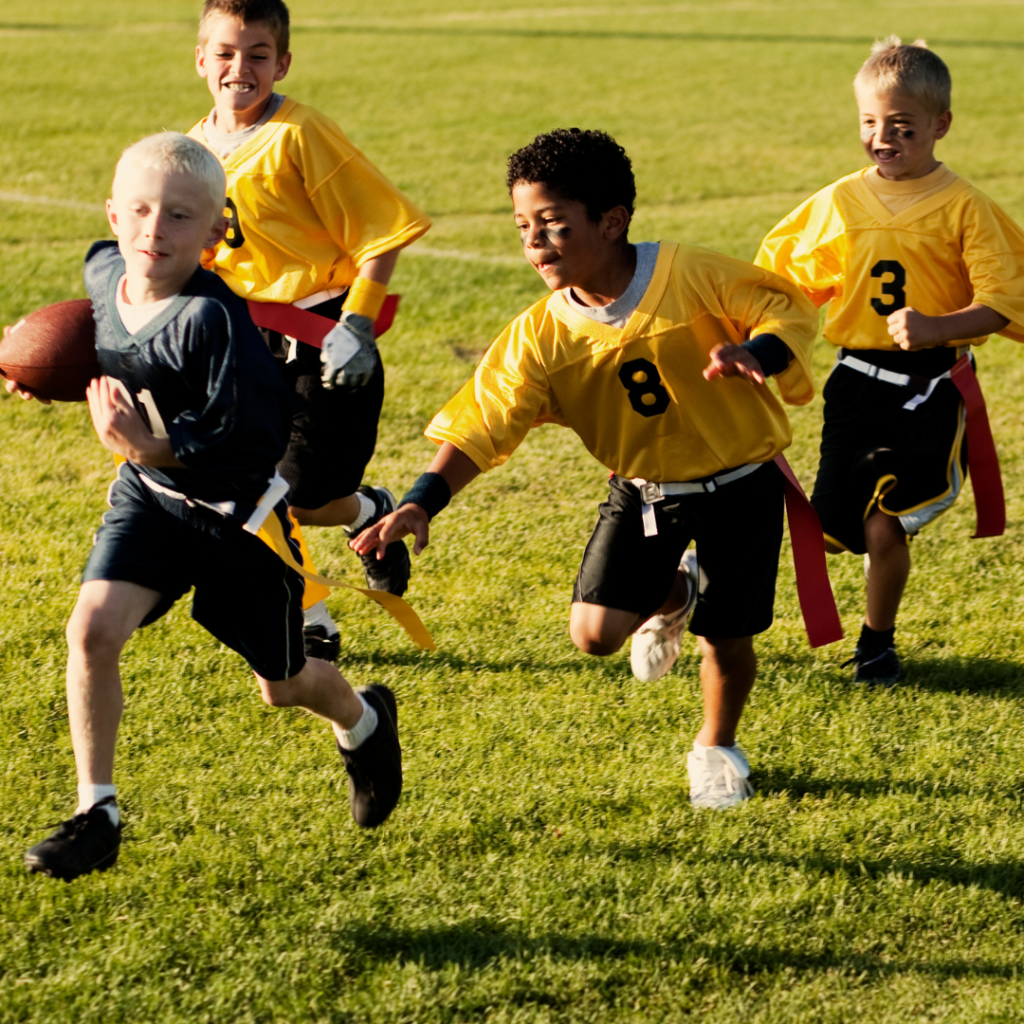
[354, 129, 819, 809]
[756, 38, 1024, 684]
[189, 0, 432, 661]
[25, 134, 401, 882]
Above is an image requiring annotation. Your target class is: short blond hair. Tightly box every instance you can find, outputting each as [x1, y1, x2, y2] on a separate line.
[112, 133, 226, 220]
[854, 36, 951, 116]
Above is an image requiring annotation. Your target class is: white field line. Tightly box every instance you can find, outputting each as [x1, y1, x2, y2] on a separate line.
[0, 191, 102, 212]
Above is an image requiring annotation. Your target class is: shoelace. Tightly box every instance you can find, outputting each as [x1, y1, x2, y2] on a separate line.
[840, 647, 893, 670]
[636, 604, 690, 642]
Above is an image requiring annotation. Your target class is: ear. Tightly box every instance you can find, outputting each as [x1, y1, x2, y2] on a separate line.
[934, 109, 952, 141]
[205, 216, 229, 249]
[105, 198, 120, 237]
[196, 44, 208, 79]
[274, 50, 292, 83]
[601, 205, 631, 243]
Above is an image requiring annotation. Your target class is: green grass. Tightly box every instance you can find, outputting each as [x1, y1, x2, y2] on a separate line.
[5, 1, 1024, 1020]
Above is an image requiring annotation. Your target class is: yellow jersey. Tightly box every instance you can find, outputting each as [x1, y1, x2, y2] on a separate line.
[187, 98, 431, 303]
[426, 242, 817, 482]
[755, 165, 1024, 350]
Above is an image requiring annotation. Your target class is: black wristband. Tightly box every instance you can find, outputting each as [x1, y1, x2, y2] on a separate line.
[741, 333, 792, 377]
[399, 472, 451, 521]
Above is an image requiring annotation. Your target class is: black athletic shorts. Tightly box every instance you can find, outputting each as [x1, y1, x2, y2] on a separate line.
[261, 293, 385, 510]
[82, 464, 307, 681]
[573, 462, 785, 638]
[812, 347, 967, 555]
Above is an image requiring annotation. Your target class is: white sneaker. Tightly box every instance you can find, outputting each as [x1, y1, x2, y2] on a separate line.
[630, 550, 699, 682]
[687, 741, 754, 809]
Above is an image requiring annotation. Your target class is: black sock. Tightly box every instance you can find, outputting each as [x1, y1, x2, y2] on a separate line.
[858, 623, 895, 652]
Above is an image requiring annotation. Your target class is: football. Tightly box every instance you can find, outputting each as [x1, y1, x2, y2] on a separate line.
[0, 299, 101, 402]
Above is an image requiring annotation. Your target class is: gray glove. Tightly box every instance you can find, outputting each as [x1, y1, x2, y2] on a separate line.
[321, 311, 379, 389]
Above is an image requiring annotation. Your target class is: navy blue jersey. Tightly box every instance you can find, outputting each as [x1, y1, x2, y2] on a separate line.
[84, 241, 290, 511]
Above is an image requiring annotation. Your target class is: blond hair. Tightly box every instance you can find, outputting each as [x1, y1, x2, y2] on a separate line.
[854, 36, 951, 116]
[112, 133, 226, 220]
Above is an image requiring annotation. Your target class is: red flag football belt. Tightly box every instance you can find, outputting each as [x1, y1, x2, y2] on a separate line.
[949, 354, 1005, 538]
[773, 455, 844, 649]
[246, 293, 400, 348]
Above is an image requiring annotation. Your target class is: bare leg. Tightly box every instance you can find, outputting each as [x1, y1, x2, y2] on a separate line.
[65, 580, 162, 796]
[569, 567, 692, 655]
[290, 493, 361, 528]
[694, 635, 756, 749]
[256, 657, 365, 743]
[863, 509, 909, 631]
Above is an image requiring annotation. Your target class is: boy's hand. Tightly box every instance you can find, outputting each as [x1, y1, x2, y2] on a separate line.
[887, 307, 943, 350]
[703, 343, 766, 384]
[350, 504, 431, 559]
[86, 377, 181, 466]
[321, 312, 379, 389]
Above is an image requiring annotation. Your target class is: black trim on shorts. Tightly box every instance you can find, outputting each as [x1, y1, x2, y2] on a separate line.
[572, 462, 785, 638]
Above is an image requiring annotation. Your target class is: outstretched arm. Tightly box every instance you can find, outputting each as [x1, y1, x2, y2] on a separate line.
[350, 442, 481, 559]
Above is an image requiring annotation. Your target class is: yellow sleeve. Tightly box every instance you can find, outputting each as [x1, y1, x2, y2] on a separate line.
[754, 186, 847, 311]
[425, 310, 561, 472]
[962, 194, 1024, 343]
[700, 252, 819, 407]
[298, 113, 432, 266]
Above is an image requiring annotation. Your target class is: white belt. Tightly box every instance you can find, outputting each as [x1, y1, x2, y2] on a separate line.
[631, 462, 762, 537]
[837, 350, 966, 412]
[293, 287, 346, 310]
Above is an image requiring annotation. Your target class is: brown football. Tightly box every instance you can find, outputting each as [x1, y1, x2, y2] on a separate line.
[0, 299, 100, 402]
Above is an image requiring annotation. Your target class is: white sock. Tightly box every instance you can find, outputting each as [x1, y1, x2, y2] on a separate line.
[77, 783, 119, 826]
[346, 491, 378, 534]
[303, 601, 337, 633]
[336, 693, 379, 750]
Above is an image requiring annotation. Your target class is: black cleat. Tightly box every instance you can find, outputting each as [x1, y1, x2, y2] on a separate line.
[345, 486, 411, 597]
[337, 684, 402, 828]
[842, 646, 901, 686]
[304, 624, 340, 663]
[25, 797, 122, 881]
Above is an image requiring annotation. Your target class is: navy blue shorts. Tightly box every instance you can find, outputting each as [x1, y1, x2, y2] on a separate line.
[82, 464, 307, 681]
[573, 462, 785, 638]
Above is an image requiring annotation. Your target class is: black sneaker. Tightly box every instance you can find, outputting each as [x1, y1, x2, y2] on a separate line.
[25, 797, 122, 881]
[345, 486, 411, 597]
[304, 624, 340, 663]
[337, 684, 402, 828]
[842, 646, 901, 686]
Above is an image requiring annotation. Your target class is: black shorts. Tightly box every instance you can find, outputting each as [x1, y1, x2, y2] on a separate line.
[812, 348, 967, 555]
[573, 462, 785, 638]
[82, 464, 307, 681]
[261, 293, 385, 510]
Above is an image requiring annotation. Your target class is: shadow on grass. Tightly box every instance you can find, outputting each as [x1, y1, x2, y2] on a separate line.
[335, 919, 1019, 980]
[893, 655, 1024, 696]
[749, 770, 987, 801]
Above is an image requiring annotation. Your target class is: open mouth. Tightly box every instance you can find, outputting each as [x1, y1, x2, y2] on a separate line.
[874, 148, 900, 163]
[224, 81, 255, 92]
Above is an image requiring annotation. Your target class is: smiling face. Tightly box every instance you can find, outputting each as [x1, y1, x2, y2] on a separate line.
[855, 86, 951, 181]
[196, 14, 291, 132]
[511, 181, 631, 301]
[106, 162, 227, 303]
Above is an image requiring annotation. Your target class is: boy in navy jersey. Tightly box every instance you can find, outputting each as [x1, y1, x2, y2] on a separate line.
[25, 133, 401, 882]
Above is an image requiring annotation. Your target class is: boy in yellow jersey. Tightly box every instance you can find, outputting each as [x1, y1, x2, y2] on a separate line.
[354, 129, 818, 810]
[188, 0, 431, 661]
[756, 37, 1024, 685]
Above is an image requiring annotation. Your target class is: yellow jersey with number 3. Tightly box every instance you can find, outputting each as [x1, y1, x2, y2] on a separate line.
[755, 166, 1024, 349]
[187, 98, 431, 303]
[425, 242, 817, 483]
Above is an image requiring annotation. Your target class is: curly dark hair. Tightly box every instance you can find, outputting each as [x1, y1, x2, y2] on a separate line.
[506, 128, 636, 223]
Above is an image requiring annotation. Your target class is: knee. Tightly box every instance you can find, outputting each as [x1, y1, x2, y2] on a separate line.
[698, 635, 755, 672]
[864, 512, 906, 554]
[256, 675, 300, 707]
[569, 622, 624, 657]
[66, 606, 125, 661]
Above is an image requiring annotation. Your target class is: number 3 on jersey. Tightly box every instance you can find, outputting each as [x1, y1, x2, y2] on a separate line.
[870, 259, 906, 315]
[618, 358, 671, 417]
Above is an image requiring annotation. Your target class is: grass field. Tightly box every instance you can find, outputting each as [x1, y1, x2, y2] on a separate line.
[5, 1, 1024, 1020]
